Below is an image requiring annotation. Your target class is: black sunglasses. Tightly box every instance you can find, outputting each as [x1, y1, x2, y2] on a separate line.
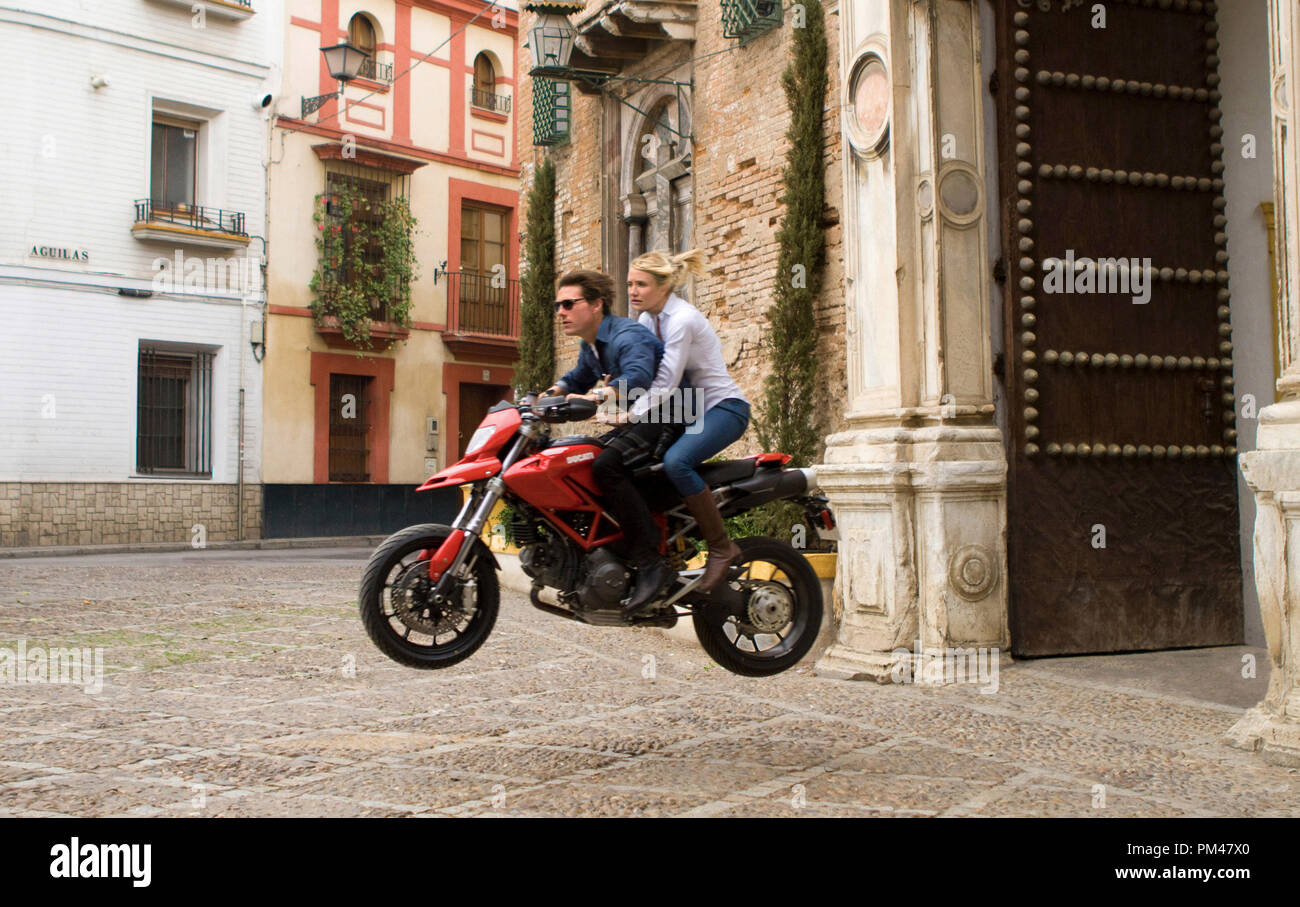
[553, 297, 594, 313]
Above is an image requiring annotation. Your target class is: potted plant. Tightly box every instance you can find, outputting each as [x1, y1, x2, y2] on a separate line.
[310, 183, 418, 349]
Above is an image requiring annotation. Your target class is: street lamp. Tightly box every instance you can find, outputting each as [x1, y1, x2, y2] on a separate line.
[526, 8, 577, 76]
[301, 42, 371, 118]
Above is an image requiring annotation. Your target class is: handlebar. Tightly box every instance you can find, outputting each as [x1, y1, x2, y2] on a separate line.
[530, 394, 598, 423]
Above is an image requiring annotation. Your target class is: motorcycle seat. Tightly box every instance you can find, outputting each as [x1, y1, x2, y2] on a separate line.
[697, 458, 757, 486]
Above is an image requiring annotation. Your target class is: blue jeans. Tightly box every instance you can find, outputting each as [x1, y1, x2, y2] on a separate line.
[662, 398, 751, 496]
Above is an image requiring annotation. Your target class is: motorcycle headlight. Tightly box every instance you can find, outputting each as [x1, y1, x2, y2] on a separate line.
[463, 426, 496, 457]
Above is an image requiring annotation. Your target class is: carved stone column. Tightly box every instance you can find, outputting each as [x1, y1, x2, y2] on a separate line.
[1225, 0, 1300, 765]
[816, 0, 1009, 681]
[623, 191, 648, 263]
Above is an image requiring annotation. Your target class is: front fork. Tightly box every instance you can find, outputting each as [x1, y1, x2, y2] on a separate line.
[424, 418, 542, 604]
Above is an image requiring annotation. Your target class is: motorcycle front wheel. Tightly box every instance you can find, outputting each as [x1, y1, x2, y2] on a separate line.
[691, 536, 823, 677]
[358, 523, 499, 669]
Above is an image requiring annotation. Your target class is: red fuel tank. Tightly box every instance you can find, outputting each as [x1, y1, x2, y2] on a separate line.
[503, 442, 603, 509]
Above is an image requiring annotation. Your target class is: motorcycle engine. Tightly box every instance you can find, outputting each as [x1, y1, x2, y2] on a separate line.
[519, 532, 575, 591]
[576, 549, 632, 611]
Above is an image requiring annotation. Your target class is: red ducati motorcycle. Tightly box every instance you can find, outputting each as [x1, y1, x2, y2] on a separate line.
[359, 394, 837, 677]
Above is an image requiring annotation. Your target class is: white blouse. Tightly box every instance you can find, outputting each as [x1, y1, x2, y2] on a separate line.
[630, 292, 747, 419]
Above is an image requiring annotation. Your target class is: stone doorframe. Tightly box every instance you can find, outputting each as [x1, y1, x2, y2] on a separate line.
[816, 0, 1010, 681]
[1226, 0, 1300, 766]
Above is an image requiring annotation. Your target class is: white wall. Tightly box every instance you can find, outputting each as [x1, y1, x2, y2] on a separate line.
[0, 280, 262, 483]
[1219, 0, 1277, 648]
[0, 0, 277, 486]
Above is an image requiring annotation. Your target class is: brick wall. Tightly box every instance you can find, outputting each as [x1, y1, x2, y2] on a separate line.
[0, 483, 263, 548]
[517, 2, 848, 458]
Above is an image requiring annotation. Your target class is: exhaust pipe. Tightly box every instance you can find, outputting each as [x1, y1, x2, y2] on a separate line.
[798, 466, 820, 495]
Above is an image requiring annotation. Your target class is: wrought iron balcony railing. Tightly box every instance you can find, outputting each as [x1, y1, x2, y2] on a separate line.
[134, 199, 247, 236]
[438, 269, 520, 339]
[721, 0, 782, 44]
[357, 57, 394, 83]
[470, 88, 512, 114]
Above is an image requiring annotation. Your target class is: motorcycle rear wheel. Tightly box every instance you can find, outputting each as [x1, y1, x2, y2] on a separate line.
[359, 523, 499, 669]
[691, 536, 823, 677]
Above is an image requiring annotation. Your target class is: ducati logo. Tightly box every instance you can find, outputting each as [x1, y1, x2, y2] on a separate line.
[566, 452, 595, 464]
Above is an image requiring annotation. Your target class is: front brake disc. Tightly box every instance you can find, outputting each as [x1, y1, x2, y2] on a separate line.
[392, 563, 474, 634]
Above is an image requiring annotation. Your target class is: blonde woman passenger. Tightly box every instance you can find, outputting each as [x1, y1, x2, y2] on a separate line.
[621, 249, 751, 592]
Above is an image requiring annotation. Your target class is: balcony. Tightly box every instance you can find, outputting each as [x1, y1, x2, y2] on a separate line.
[470, 88, 512, 115]
[720, 0, 781, 44]
[132, 199, 250, 250]
[149, 0, 255, 21]
[357, 56, 394, 84]
[439, 269, 520, 362]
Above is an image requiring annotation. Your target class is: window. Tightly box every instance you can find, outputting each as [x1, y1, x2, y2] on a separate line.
[459, 202, 510, 333]
[474, 53, 495, 96]
[532, 77, 570, 146]
[471, 53, 509, 112]
[348, 13, 392, 81]
[348, 13, 376, 55]
[150, 117, 198, 211]
[323, 172, 394, 320]
[329, 373, 372, 482]
[137, 345, 214, 477]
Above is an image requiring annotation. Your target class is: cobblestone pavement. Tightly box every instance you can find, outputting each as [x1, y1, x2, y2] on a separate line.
[1, 549, 1295, 818]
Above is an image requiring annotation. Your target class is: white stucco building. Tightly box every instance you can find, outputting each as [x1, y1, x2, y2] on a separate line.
[0, 0, 279, 545]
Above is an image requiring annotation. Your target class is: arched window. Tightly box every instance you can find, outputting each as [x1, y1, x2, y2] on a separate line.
[472, 53, 497, 109]
[624, 98, 692, 257]
[348, 14, 377, 56]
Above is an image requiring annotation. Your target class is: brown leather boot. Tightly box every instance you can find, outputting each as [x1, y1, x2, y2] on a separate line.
[682, 489, 742, 591]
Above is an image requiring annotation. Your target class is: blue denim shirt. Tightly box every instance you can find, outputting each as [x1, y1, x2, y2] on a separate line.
[556, 314, 663, 400]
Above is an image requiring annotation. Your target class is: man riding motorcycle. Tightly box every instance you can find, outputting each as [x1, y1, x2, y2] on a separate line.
[543, 269, 680, 613]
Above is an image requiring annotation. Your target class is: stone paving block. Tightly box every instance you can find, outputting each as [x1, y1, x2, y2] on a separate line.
[580, 754, 789, 797]
[2, 774, 207, 816]
[411, 743, 623, 783]
[0, 738, 176, 775]
[286, 765, 502, 810]
[833, 741, 1022, 783]
[199, 790, 412, 818]
[488, 780, 716, 817]
[663, 731, 865, 769]
[796, 769, 990, 812]
[502, 715, 710, 755]
[973, 782, 1195, 818]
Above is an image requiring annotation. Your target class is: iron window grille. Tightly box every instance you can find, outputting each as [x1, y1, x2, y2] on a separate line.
[137, 345, 214, 477]
[471, 87, 512, 113]
[721, 0, 782, 44]
[328, 373, 372, 482]
[532, 77, 570, 146]
[320, 168, 410, 322]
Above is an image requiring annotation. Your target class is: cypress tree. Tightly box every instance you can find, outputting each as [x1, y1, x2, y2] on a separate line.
[515, 157, 557, 393]
[756, 0, 828, 468]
